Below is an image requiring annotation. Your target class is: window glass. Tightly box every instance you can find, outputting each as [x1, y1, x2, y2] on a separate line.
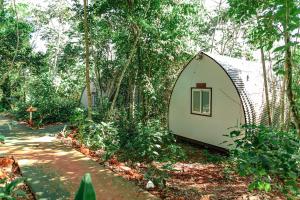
[201, 90, 210, 113]
[193, 91, 201, 112]
[191, 88, 211, 116]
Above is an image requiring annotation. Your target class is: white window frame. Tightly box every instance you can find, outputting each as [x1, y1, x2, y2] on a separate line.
[191, 87, 212, 116]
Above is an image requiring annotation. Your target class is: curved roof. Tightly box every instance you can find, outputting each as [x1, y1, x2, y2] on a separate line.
[203, 52, 280, 126]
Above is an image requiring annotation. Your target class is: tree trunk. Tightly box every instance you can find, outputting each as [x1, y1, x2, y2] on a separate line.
[280, 76, 286, 128]
[0, 76, 11, 110]
[129, 68, 138, 121]
[0, 0, 3, 11]
[83, 0, 93, 120]
[210, 0, 222, 53]
[284, 35, 300, 135]
[284, 1, 300, 136]
[260, 47, 272, 125]
[109, 24, 140, 115]
[52, 30, 61, 81]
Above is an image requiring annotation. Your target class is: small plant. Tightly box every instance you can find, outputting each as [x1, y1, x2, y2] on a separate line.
[0, 134, 5, 144]
[202, 149, 225, 163]
[229, 125, 300, 198]
[74, 173, 96, 200]
[124, 120, 186, 162]
[144, 166, 170, 189]
[0, 178, 27, 200]
[77, 120, 120, 160]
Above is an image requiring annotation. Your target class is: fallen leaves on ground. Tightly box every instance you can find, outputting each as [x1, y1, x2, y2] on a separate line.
[57, 130, 286, 200]
[0, 156, 35, 200]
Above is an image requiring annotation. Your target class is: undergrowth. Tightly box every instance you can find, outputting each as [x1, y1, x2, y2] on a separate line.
[229, 125, 300, 199]
[70, 108, 186, 163]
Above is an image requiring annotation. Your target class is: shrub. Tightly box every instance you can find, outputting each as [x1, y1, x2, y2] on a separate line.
[124, 120, 186, 162]
[75, 117, 185, 162]
[11, 74, 78, 126]
[229, 125, 300, 198]
[77, 120, 120, 159]
[12, 98, 77, 126]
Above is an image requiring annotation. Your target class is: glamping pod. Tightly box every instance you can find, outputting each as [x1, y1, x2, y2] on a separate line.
[80, 82, 98, 108]
[168, 52, 281, 149]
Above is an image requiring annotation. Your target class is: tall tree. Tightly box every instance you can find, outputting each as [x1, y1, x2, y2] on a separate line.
[83, 0, 93, 120]
[228, 0, 300, 135]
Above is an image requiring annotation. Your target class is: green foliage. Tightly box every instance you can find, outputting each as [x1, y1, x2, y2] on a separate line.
[123, 120, 186, 162]
[229, 125, 300, 197]
[12, 98, 77, 126]
[0, 178, 27, 200]
[144, 165, 169, 189]
[69, 108, 87, 127]
[12, 75, 78, 126]
[0, 134, 5, 143]
[75, 116, 185, 163]
[74, 173, 96, 200]
[202, 149, 226, 164]
[78, 120, 120, 159]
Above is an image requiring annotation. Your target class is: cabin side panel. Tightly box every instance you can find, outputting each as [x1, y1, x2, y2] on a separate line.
[169, 55, 245, 149]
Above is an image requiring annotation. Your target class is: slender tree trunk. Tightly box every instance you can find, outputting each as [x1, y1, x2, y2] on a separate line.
[83, 0, 93, 120]
[280, 76, 287, 128]
[129, 68, 138, 120]
[210, 0, 222, 53]
[0, 76, 11, 109]
[260, 47, 272, 125]
[109, 24, 139, 115]
[284, 36, 300, 135]
[0, 0, 4, 11]
[284, 0, 300, 136]
[52, 30, 61, 80]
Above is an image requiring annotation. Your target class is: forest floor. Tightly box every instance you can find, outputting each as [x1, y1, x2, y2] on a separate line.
[0, 156, 35, 200]
[0, 113, 285, 200]
[0, 114, 157, 200]
[57, 131, 285, 200]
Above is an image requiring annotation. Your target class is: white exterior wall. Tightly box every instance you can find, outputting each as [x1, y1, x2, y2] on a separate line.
[169, 55, 246, 149]
[80, 82, 97, 108]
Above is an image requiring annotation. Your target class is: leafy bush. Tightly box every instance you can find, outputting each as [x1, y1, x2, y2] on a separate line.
[12, 98, 77, 126]
[69, 107, 87, 127]
[75, 117, 185, 162]
[229, 125, 300, 197]
[11, 75, 78, 126]
[77, 120, 120, 159]
[0, 178, 27, 200]
[124, 120, 186, 162]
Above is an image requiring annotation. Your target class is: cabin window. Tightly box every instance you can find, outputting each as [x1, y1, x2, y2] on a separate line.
[191, 88, 212, 116]
[92, 93, 98, 107]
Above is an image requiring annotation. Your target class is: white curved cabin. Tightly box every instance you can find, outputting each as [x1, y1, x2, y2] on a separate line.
[169, 52, 281, 149]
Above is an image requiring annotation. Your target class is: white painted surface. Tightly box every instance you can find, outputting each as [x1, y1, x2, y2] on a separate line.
[80, 82, 97, 108]
[169, 53, 251, 149]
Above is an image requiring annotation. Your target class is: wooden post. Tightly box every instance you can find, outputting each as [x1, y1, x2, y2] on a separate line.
[26, 106, 37, 126]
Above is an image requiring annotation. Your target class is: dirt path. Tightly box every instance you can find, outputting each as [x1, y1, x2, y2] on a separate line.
[0, 114, 157, 200]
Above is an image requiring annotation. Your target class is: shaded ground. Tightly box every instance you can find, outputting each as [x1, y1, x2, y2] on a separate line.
[0, 114, 157, 200]
[58, 131, 285, 200]
[0, 156, 35, 200]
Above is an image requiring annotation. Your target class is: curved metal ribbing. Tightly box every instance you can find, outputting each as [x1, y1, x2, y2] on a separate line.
[223, 67, 256, 125]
